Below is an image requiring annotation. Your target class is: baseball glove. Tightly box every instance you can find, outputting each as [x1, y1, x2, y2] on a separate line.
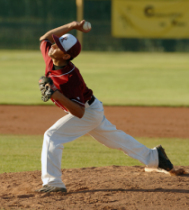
[38, 76, 58, 102]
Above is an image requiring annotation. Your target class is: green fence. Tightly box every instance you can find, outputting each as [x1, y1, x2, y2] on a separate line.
[0, 0, 76, 49]
[1, 0, 189, 51]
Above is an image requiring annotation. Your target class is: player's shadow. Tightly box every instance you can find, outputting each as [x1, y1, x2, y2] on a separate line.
[67, 187, 189, 195]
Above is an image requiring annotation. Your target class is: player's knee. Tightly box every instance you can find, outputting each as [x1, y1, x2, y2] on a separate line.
[44, 128, 55, 142]
[44, 129, 50, 139]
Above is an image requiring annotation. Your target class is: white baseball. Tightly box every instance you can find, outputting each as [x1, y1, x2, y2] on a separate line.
[83, 21, 91, 30]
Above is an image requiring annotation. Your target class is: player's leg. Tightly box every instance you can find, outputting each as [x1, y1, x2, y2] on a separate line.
[89, 116, 173, 170]
[40, 99, 104, 190]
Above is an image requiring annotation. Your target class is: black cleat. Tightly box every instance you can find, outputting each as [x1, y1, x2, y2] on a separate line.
[156, 145, 173, 171]
[35, 185, 67, 193]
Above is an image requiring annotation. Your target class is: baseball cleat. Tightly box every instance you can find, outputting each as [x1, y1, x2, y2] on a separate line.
[35, 185, 67, 193]
[156, 145, 173, 171]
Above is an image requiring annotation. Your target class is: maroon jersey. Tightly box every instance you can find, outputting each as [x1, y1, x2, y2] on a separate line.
[40, 40, 93, 112]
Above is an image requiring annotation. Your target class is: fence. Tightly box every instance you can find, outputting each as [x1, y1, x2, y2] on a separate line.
[1, 0, 189, 51]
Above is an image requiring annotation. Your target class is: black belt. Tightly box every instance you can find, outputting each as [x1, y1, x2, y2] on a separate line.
[88, 95, 95, 105]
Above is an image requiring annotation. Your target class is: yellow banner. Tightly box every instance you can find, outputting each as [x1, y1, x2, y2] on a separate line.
[112, 0, 189, 38]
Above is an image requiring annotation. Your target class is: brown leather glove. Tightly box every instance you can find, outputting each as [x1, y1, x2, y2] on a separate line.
[38, 76, 58, 102]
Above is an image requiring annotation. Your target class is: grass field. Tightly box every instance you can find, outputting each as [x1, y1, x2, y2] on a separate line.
[0, 134, 188, 174]
[0, 50, 189, 106]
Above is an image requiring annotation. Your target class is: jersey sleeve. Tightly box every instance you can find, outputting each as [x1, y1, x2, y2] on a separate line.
[40, 40, 52, 62]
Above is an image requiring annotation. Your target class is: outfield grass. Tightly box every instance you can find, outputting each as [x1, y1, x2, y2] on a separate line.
[0, 50, 189, 106]
[0, 134, 188, 174]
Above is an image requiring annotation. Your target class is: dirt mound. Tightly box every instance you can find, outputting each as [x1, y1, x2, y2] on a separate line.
[0, 166, 189, 210]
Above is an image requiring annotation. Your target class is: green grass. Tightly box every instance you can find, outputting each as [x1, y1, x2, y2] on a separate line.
[0, 134, 188, 174]
[0, 50, 189, 106]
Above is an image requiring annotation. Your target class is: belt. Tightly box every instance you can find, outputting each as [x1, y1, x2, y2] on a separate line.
[88, 95, 95, 105]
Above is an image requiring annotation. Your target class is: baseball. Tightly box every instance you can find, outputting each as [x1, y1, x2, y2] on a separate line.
[83, 21, 91, 30]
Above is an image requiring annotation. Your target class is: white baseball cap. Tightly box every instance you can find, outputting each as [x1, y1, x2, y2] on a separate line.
[52, 33, 81, 59]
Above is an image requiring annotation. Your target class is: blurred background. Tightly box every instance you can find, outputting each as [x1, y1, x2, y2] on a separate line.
[1, 0, 189, 52]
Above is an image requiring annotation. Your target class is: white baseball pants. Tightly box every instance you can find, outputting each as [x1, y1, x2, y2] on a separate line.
[41, 98, 158, 188]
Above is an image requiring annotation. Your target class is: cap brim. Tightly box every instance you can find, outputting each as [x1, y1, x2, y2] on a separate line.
[52, 34, 66, 53]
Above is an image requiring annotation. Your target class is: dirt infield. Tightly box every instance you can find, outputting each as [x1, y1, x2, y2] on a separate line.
[0, 105, 189, 210]
[1, 105, 189, 138]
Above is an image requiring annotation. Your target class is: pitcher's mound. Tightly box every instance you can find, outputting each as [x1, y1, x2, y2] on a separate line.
[0, 165, 189, 210]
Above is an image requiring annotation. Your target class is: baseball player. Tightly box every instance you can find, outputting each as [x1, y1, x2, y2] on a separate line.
[36, 20, 173, 193]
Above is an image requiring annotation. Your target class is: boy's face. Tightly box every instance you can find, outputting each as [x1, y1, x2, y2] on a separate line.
[48, 43, 64, 59]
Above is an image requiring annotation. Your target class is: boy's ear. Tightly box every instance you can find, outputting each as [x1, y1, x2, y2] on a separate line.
[63, 53, 71, 60]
